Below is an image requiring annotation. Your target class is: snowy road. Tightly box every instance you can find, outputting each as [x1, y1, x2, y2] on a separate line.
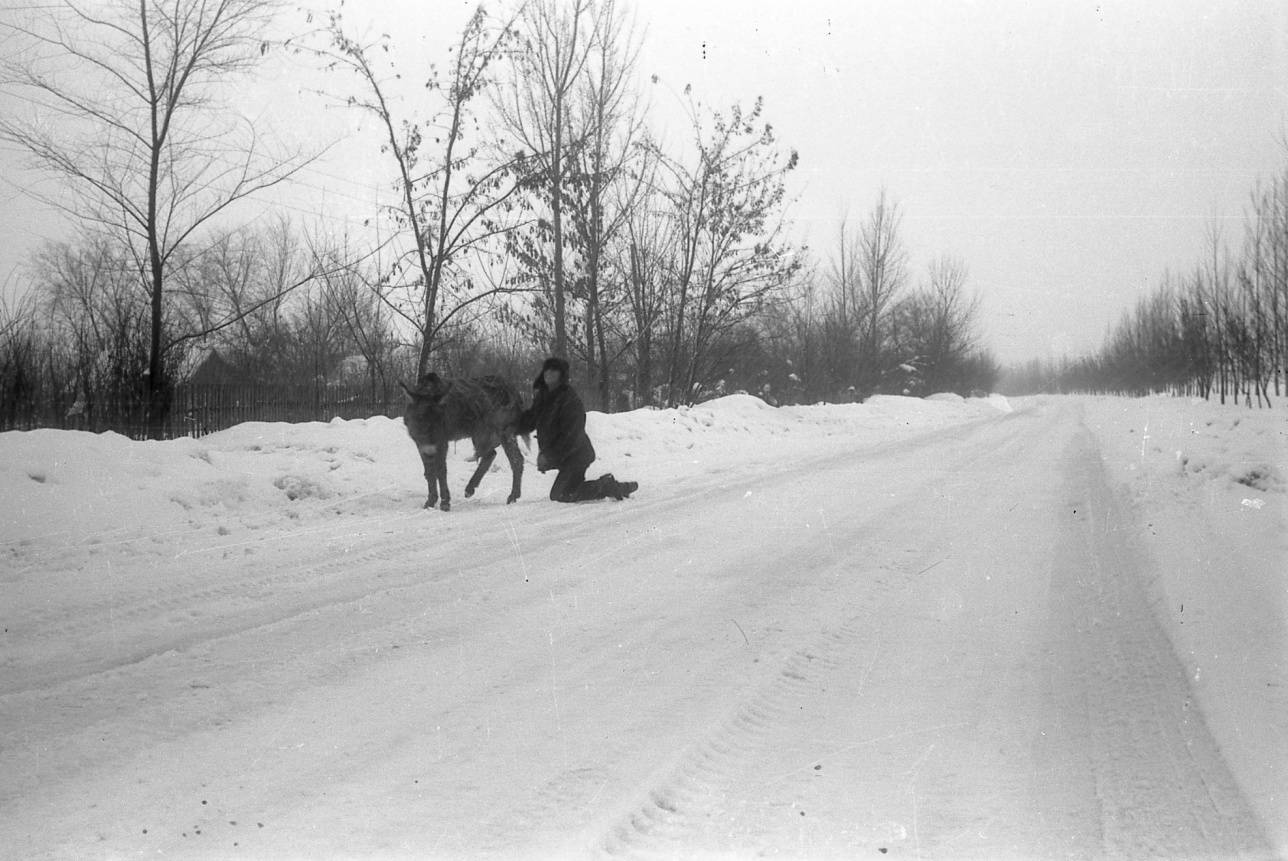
[1, 400, 1276, 858]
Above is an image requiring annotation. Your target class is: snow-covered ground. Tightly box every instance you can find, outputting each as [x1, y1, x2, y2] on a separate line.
[1, 392, 1283, 859]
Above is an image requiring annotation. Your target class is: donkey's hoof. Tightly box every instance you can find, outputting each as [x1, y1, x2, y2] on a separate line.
[423, 499, 436, 510]
[464, 487, 476, 498]
[506, 494, 519, 504]
[439, 500, 451, 512]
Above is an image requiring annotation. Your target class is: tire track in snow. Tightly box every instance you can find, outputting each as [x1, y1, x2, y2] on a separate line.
[3, 482, 618, 696]
[0, 506, 597, 818]
[583, 403, 1271, 859]
[429, 413, 1042, 856]
[584, 414, 1047, 858]
[596, 615, 879, 857]
[0, 517, 447, 693]
[1043, 420, 1272, 859]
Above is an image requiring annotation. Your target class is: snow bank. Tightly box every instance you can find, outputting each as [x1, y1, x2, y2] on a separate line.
[1, 417, 416, 555]
[2, 395, 1007, 555]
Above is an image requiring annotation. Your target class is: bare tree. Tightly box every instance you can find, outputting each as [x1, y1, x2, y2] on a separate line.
[563, 0, 644, 407]
[319, 4, 527, 377]
[821, 214, 865, 392]
[856, 188, 909, 391]
[168, 216, 319, 378]
[617, 155, 677, 406]
[284, 280, 346, 387]
[648, 95, 801, 402]
[495, 0, 599, 358]
[1, 0, 317, 434]
[317, 246, 401, 404]
[763, 267, 830, 402]
[1243, 171, 1286, 401]
[33, 238, 153, 427]
[891, 255, 982, 393]
[1177, 269, 1215, 399]
[0, 290, 45, 430]
[1201, 220, 1235, 403]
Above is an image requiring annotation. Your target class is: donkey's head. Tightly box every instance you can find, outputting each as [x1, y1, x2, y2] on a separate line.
[401, 374, 449, 456]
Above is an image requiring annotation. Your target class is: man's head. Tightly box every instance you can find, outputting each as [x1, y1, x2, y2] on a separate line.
[541, 357, 570, 389]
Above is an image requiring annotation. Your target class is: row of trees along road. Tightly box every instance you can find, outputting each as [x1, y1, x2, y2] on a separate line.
[0, 0, 997, 438]
[1001, 151, 1288, 407]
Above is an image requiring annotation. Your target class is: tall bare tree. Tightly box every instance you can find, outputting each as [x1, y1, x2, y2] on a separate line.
[37, 238, 151, 423]
[495, 0, 599, 358]
[1, 0, 316, 434]
[563, 0, 643, 407]
[319, 4, 527, 377]
[891, 255, 982, 393]
[316, 243, 402, 404]
[649, 95, 801, 402]
[821, 214, 865, 391]
[168, 216, 314, 377]
[856, 188, 908, 391]
[1201, 220, 1235, 403]
[0, 290, 46, 430]
[1244, 170, 1287, 400]
[616, 147, 676, 406]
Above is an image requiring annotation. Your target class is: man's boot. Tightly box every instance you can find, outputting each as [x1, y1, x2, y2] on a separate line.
[593, 473, 637, 501]
[598, 473, 624, 500]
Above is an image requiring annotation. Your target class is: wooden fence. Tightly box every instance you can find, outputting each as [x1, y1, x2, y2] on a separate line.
[2, 383, 403, 440]
[171, 383, 402, 438]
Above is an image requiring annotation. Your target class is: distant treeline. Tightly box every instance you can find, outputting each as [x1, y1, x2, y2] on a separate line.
[0, 217, 997, 437]
[1002, 156, 1288, 406]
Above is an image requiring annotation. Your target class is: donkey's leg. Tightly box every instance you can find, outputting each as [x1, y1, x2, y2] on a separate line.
[418, 450, 439, 510]
[436, 445, 452, 511]
[464, 448, 497, 497]
[500, 435, 524, 504]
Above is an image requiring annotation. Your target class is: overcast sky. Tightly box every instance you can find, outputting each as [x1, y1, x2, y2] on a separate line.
[2, 0, 1286, 365]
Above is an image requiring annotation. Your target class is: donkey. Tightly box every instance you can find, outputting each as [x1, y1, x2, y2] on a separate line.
[400, 372, 527, 511]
